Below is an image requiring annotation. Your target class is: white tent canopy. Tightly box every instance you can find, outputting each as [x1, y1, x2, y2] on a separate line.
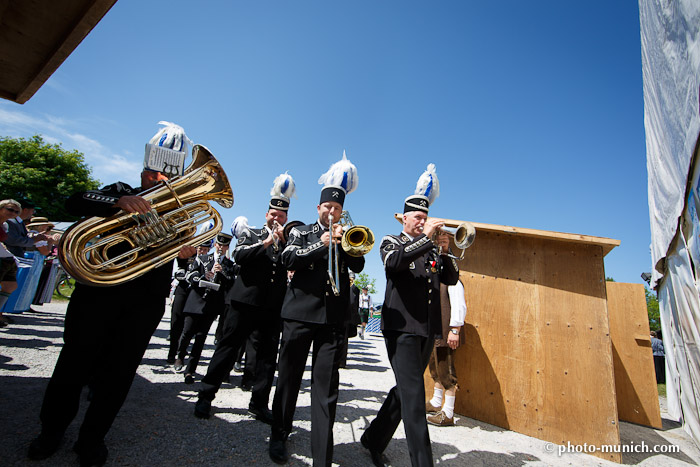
[641, 0, 700, 446]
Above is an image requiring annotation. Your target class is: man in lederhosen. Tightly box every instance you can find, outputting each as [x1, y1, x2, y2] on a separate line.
[175, 233, 235, 383]
[268, 154, 364, 466]
[193, 173, 296, 422]
[360, 164, 458, 467]
[27, 122, 197, 466]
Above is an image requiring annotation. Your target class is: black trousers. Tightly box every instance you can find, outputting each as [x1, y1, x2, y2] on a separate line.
[363, 331, 435, 467]
[38, 284, 166, 447]
[199, 302, 280, 409]
[271, 319, 345, 467]
[168, 288, 188, 361]
[177, 312, 217, 375]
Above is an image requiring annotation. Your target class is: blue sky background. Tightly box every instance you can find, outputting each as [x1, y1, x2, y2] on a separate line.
[0, 1, 648, 302]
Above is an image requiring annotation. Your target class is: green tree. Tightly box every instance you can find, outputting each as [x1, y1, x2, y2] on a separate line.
[353, 272, 376, 294]
[0, 135, 100, 221]
[646, 286, 660, 332]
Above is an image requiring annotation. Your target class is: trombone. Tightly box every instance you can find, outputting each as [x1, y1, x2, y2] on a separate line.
[328, 210, 374, 296]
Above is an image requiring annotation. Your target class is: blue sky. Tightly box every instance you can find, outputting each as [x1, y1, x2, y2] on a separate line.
[0, 1, 648, 301]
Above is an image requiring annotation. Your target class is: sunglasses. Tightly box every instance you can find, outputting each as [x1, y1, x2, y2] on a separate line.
[4, 207, 20, 214]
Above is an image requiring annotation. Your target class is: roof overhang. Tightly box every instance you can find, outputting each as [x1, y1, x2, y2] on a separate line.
[0, 0, 117, 104]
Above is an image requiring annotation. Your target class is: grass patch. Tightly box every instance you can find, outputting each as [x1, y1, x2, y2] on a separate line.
[658, 383, 666, 397]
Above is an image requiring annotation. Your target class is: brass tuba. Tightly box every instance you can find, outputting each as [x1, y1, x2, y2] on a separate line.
[58, 145, 233, 287]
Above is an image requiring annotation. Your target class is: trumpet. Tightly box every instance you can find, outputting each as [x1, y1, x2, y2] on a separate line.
[327, 210, 374, 296]
[434, 221, 476, 260]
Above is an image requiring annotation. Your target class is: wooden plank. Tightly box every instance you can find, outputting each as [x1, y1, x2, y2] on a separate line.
[606, 282, 662, 428]
[393, 214, 620, 257]
[425, 229, 621, 462]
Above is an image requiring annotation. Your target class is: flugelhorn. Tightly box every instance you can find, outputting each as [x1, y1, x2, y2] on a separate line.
[435, 221, 475, 260]
[59, 145, 233, 286]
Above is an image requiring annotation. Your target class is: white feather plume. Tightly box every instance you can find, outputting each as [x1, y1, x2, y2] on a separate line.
[270, 172, 297, 199]
[317, 150, 358, 195]
[197, 219, 215, 236]
[149, 121, 194, 153]
[414, 163, 440, 206]
[231, 216, 252, 238]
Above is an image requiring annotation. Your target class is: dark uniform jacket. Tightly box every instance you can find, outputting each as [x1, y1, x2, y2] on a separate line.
[380, 232, 459, 338]
[229, 226, 288, 311]
[183, 252, 235, 316]
[173, 256, 197, 298]
[65, 182, 173, 298]
[280, 220, 365, 325]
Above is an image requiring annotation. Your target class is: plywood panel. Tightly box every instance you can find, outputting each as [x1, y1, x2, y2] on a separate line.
[425, 230, 620, 462]
[606, 282, 662, 428]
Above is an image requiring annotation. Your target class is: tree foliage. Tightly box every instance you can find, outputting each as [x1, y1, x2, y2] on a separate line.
[353, 272, 376, 294]
[0, 135, 100, 221]
[646, 286, 660, 332]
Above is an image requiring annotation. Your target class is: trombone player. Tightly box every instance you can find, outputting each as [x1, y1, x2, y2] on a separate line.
[27, 122, 198, 466]
[269, 153, 365, 466]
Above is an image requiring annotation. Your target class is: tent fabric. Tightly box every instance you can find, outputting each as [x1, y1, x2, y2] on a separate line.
[659, 234, 700, 441]
[640, 0, 700, 288]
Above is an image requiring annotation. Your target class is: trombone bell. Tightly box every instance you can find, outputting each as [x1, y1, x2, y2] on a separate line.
[342, 225, 375, 257]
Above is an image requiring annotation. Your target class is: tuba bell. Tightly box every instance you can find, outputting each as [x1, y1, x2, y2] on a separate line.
[58, 145, 233, 287]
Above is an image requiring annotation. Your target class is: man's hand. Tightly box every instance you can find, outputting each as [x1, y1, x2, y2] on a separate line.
[436, 231, 450, 251]
[447, 329, 460, 350]
[422, 218, 444, 239]
[178, 245, 197, 259]
[115, 195, 152, 214]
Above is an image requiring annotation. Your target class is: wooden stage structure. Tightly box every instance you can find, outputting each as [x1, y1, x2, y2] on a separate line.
[417, 217, 661, 462]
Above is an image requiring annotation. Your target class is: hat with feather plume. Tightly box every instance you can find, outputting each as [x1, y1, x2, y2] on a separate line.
[269, 172, 296, 212]
[318, 150, 358, 207]
[404, 163, 439, 213]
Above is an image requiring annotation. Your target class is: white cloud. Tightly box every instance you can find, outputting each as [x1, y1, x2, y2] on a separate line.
[0, 104, 140, 186]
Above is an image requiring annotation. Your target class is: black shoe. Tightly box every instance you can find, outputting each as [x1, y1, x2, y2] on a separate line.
[269, 437, 289, 464]
[360, 433, 387, 467]
[194, 398, 211, 419]
[248, 404, 274, 425]
[184, 373, 195, 384]
[73, 440, 108, 467]
[174, 358, 184, 372]
[166, 356, 176, 364]
[240, 382, 252, 392]
[27, 432, 62, 460]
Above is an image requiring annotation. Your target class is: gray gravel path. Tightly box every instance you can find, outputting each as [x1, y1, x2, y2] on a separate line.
[1, 301, 699, 466]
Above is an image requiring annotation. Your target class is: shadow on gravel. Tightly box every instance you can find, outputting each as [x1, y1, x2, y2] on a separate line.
[619, 419, 698, 465]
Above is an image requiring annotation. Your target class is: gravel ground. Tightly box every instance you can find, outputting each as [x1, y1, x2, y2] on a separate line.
[1, 300, 700, 466]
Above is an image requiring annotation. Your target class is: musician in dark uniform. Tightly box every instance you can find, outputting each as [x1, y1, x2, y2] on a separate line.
[167, 244, 205, 364]
[28, 122, 197, 466]
[360, 164, 458, 467]
[194, 173, 296, 422]
[269, 155, 364, 466]
[175, 233, 235, 383]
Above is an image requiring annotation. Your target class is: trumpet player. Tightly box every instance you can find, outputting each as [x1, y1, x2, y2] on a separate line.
[269, 153, 364, 466]
[194, 173, 295, 424]
[28, 122, 198, 466]
[361, 164, 459, 467]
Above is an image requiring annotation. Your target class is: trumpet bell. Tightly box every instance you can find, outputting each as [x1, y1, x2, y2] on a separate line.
[342, 225, 375, 257]
[441, 222, 476, 250]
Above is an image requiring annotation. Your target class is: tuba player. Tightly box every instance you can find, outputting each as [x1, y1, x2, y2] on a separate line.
[27, 122, 198, 466]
